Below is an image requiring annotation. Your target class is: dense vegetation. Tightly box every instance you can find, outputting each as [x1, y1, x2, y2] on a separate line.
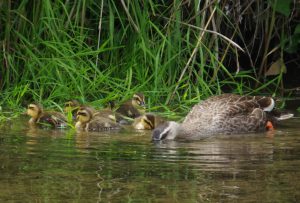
[0, 0, 299, 113]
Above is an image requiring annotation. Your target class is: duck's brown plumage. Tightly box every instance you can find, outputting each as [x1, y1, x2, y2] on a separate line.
[132, 113, 166, 130]
[27, 103, 67, 128]
[75, 106, 120, 131]
[152, 94, 293, 140]
[181, 94, 275, 136]
[116, 93, 146, 120]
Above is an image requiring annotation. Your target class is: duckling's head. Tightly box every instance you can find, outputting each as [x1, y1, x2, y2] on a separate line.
[133, 114, 156, 130]
[132, 93, 145, 108]
[27, 103, 43, 120]
[152, 121, 181, 141]
[64, 100, 80, 113]
[76, 106, 94, 125]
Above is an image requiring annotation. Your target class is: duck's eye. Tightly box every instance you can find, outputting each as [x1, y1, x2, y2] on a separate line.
[160, 130, 170, 140]
[65, 103, 71, 107]
[28, 106, 35, 110]
[140, 101, 145, 106]
[152, 129, 169, 140]
[152, 129, 162, 140]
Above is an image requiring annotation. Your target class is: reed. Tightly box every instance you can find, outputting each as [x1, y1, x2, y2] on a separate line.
[0, 0, 298, 113]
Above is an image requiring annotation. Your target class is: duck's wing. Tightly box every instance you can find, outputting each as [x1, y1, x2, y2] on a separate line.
[225, 95, 274, 116]
[216, 95, 296, 133]
[211, 95, 275, 133]
[38, 111, 67, 128]
[216, 107, 268, 134]
[202, 94, 274, 114]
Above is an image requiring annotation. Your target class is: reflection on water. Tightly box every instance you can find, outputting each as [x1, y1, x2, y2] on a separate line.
[0, 117, 299, 202]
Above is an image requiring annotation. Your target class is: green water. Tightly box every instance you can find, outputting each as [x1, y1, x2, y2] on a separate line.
[0, 117, 300, 202]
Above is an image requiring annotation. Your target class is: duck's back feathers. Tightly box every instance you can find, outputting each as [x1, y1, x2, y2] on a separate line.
[181, 94, 278, 137]
[38, 111, 67, 128]
[94, 109, 116, 122]
[86, 116, 121, 131]
[76, 106, 121, 132]
[27, 103, 67, 128]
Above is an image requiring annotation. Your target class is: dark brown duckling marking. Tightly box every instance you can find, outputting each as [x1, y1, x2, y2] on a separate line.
[132, 113, 166, 130]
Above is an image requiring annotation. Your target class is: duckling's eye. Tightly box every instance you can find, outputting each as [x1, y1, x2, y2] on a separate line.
[28, 106, 35, 110]
[65, 103, 71, 107]
[143, 119, 154, 129]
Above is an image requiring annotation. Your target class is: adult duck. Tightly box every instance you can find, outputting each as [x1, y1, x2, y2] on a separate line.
[152, 94, 293, 140]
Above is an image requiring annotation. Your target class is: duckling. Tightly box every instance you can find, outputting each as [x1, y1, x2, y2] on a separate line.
[27, 103, 67, 128]
[75, 106, 120, 131]
[132, 113, 166, 130]
[116, 93, 146, 121]
[64, 100, 81, 120]
[94, 108, 118, 122]
[152, 94, 294, 141]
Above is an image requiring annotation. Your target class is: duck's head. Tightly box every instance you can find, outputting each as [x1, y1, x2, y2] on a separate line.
[64, 100, 80, 113]
[152, 121, 181, 141]
[132, 93, 145, 108]
[133, 114, 156, 130]
[76, 106, 94, 125]
[27, 103, 43, 120]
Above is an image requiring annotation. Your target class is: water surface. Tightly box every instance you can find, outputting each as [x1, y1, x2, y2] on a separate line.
[0, 117, 299, 202]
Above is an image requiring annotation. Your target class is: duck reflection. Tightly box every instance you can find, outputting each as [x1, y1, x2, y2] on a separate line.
[151, 133, 276, 170]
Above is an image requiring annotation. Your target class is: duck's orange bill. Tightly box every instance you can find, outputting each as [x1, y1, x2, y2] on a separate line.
[266, 121, 274, 131]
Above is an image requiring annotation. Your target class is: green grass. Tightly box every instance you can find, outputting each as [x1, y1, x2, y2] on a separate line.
[0, 0, 297, 115]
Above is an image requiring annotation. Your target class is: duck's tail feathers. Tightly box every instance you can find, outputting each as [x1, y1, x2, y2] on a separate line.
[275, 113, 294, 121]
